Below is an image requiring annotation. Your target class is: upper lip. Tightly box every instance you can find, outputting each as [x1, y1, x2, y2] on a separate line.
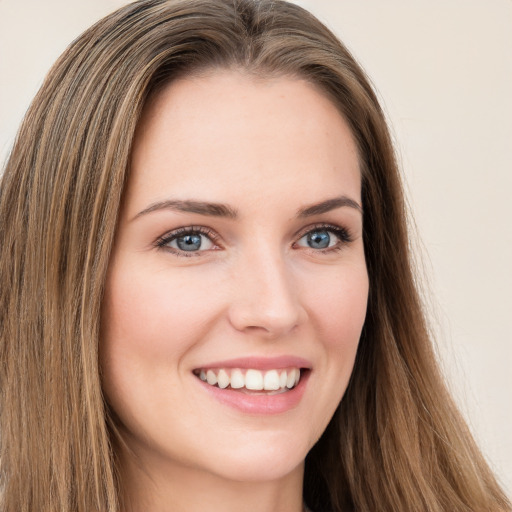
[194, 355, 312, 371]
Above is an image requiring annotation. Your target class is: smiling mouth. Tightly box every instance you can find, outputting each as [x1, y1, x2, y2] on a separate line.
[193, 367, 304, 394]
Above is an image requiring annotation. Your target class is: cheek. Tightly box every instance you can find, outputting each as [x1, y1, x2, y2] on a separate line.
[101, 262, 220, 361]
[304, 263, 369, 347]
[295, 262, 368, 434]
[99, 261, 225, 427]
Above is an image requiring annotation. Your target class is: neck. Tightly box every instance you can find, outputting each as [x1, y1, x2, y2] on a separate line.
[117, 443, 305, 512]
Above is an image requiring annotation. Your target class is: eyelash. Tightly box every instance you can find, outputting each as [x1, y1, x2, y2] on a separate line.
[295, 223, 353, 252]
[154, 223, 353, 257]
[155, 226, 220, 257]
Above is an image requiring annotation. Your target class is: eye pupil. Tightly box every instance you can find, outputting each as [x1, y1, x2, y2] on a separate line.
[307, 230, 330, 249]
[177, 234, 202, 251]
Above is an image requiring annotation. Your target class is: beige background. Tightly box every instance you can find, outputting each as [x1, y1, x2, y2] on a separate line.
[1, 0, 510, 494]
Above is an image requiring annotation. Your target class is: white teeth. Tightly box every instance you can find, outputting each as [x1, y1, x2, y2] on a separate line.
[230, 369, 244, 389]
[263, 370, 280, 391]
[206, 370, 217, 386]
[245, 369, 264, 390]
[217, 369, 230, 389]
[286, 370, 296, 389]
[196, 367, 303, 392]
[279, 371, 288, 388]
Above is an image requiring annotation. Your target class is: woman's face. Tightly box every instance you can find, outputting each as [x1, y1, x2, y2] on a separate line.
[101, 71, 368, 484]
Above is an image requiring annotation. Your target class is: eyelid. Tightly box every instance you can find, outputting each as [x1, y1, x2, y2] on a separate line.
[293, 222, 353, 251]
[294, 222, 352, 241]
[154, 225, 222, 256]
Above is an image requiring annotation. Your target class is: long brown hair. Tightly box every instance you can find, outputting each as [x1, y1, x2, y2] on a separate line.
[0, 1, 509, 511]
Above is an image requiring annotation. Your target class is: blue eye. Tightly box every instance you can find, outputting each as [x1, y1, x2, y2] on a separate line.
[296, 226, 350, 251]
[174, 233, 203, 251]
[306, 230, 331, 249]
[157, 228, 216, 254]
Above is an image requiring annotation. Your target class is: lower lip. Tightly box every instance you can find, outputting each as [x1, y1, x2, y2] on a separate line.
[195, 371, 310, 415]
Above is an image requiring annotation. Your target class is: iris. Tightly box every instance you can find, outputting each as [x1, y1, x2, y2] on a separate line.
[307, 230, 330, 249]
[176, 233, 203, 251]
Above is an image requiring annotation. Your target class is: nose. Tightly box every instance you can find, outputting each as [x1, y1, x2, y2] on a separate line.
[227, 248, 306, 339]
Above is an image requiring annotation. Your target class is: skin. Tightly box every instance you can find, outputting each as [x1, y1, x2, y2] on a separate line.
[100, 71, 369, 512]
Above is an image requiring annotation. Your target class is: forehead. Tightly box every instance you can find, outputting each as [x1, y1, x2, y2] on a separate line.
[126, 71, 361, 217]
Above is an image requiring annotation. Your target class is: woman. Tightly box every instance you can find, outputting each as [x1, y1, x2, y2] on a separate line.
[0, 0, 509, 511]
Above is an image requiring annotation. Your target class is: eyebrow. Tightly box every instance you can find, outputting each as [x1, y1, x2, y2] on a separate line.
[297, 196, 362, 217]
[133, 199, 238, 220]
[133, 195, 362, 221]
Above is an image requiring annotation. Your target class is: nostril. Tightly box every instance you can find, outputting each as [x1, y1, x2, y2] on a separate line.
[226, 259, 306, 335]
[227, 300, 305, 338]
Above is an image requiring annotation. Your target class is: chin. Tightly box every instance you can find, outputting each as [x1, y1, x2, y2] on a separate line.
[193, 431, 312, 483]
[207, 453, 305, 484]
